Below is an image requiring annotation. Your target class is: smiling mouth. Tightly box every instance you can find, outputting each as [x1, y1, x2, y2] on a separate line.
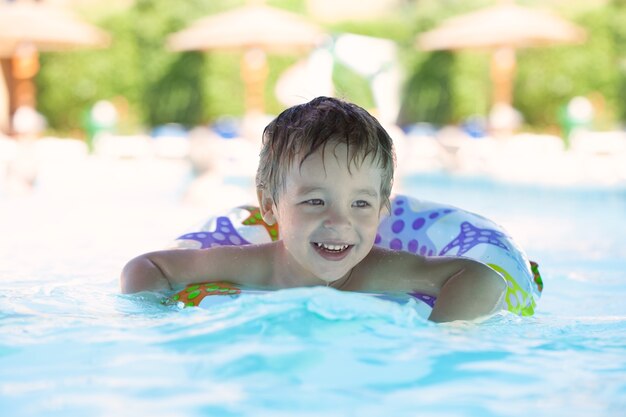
[313, 242, 350, 252]
[311, 242, 354, 260]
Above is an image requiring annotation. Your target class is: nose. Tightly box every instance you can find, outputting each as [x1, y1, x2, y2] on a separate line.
[323, 205, 352, 230]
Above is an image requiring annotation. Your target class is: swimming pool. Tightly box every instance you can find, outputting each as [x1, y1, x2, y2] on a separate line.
[1, 157, 625, 417]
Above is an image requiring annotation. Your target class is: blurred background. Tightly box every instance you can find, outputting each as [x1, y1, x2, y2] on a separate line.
[1, 0, 626, 202]
[3, 4, 626, 415]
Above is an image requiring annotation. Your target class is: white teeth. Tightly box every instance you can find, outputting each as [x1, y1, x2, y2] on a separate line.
[315, 243, 349, 251]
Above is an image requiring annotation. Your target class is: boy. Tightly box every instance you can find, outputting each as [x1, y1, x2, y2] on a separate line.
[121, 97, 506, 322]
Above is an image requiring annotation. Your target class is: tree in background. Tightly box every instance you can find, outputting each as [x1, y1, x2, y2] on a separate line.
[34, 0, 626, 137]
[514, 2, 621, 131]
[396, 51, 454, 126]
[609, 0, 626, 125]
[36, 0, 225, 134]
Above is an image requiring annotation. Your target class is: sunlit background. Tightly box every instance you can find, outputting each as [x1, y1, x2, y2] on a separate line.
[1, 1, 626, 417]
[2, 0, 625, 198]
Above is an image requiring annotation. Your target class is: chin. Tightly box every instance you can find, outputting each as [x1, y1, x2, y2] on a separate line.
[317, 268, 351, 282]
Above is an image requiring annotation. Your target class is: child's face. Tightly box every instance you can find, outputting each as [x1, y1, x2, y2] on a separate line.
[270, 143, 385, 284]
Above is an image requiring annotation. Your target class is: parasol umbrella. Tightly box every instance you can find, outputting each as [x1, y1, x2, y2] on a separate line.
[0, 1, 110, 57]
[167, 1, 325, 115]
[416, 1, 586, 117]
[0, 1, 110, 134]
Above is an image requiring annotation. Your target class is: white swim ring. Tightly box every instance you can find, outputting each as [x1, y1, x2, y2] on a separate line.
[171, 194, 543, 316]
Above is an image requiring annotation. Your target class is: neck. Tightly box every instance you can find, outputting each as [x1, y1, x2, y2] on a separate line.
[327, 267, 354, 290]
[272, 241, 323, 287]
[272, 241, 354, 289]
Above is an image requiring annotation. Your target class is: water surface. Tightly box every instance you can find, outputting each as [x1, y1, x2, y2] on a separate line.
[1, 159, 625, 417]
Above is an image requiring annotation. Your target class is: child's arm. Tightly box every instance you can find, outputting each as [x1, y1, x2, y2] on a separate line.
[428, 261, 506, 323]
[120, 251, 175, 293]
[357, 249, 507, 322]
[120, 246, 258, 294]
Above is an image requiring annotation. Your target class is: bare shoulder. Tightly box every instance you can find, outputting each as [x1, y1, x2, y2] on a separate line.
[354, 248, 501, 294]
[121, 243, 275, 292]
[174, 243, 276, 285]
[353, 248, 506, 322]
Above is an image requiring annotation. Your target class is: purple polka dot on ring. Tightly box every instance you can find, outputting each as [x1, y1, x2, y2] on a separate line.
[408, 239, 418, 253]
[419, 246, 427, 255]
[412, 217, 425, 230]
[375, 234, 381, 244]
[390, 238, 402, 250]
[391, 220, 405, 233]
[396, 199, 404, 205]
[429, 212, 439, 219]
[394, 207, 404, 215]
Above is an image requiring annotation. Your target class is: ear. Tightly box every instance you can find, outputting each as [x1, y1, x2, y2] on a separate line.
[257, 188, 277, 225]
[379, 200, 391, 218]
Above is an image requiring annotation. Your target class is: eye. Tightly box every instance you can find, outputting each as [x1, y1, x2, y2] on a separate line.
[302, 198, 324, 206]
[352, 200, 371, 208]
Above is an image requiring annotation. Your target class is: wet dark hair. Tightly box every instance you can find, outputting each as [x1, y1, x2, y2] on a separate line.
[256, 96, 396, 208]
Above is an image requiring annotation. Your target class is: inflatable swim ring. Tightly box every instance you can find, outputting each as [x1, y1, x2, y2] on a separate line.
[167, 195, 543, 317]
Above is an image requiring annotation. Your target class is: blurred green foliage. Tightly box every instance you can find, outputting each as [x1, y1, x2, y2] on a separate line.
[34, 0, 626, 137]
[609, 0, 626, 124]
[515, 0, 625, 130]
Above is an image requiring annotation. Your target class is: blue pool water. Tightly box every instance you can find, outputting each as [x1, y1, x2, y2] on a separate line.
[1, 159, 626, 417]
